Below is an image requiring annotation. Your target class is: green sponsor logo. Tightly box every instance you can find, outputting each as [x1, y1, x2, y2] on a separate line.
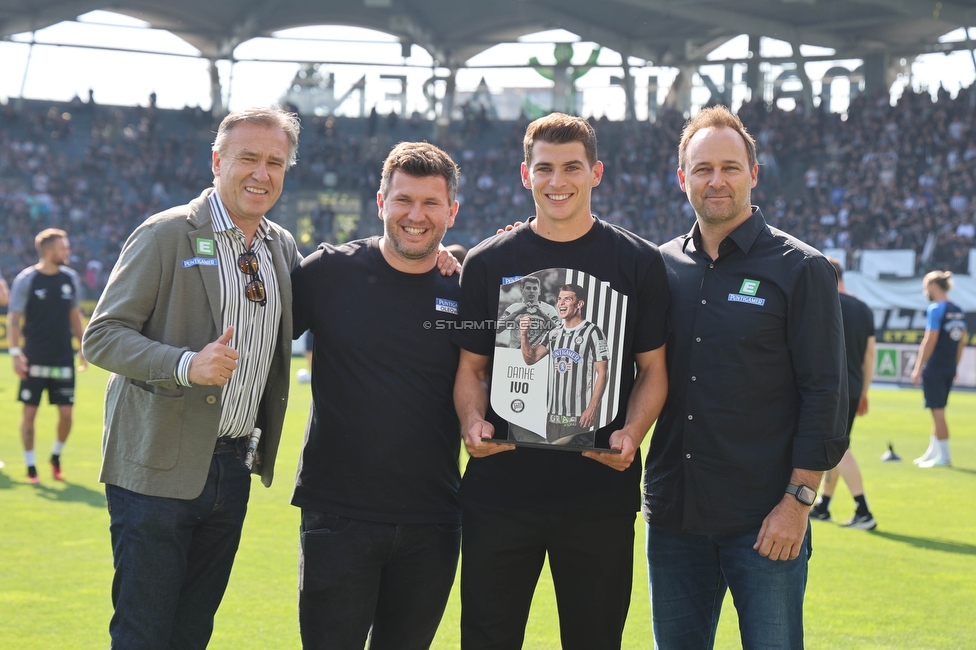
[739, 279, 760, 296]
[876, 349, 897, 377]
[196, 238, 215, 256]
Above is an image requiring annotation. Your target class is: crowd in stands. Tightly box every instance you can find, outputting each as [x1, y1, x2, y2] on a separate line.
[2, 81, 975, 301]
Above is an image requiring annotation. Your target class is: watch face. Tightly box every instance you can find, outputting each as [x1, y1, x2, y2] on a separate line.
[797, 485, 816, 506]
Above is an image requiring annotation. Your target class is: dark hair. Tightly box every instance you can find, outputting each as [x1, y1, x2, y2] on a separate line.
[521, 276, 541, 288]
[559, 283, 586, 316]
[523, 113, 598, 166]
[559, 283, 586, 301]
[213, 106, 301, 167]
[678, 105, 757, 171]
[379, 141, 460, 203]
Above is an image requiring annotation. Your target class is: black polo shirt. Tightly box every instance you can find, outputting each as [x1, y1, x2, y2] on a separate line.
[643, 208, 849, 535]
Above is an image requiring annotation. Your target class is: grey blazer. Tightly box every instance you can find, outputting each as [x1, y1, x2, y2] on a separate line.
[84, 189, 300, 500]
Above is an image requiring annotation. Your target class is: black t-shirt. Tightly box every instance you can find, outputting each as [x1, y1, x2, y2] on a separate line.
[291, 237, 462, 525]
[9, 266, 81, 365]
[839, 292, 874, 401]
[453, 218, 669, 516]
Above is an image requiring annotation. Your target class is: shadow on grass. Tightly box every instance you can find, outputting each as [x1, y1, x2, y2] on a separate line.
[33, 481, 106, 508]
[0, 471, 12, 489]
[948, 466, 976, 477]
[869, 530, 976, 556]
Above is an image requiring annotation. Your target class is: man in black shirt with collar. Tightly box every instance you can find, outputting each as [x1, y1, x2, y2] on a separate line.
[643, 105, 848, 648]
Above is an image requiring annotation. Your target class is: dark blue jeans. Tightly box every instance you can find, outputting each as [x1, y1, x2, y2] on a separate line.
[645, 522, 812, 650]
[106, 437, 251, 650]
[460, 501, 636, 650]
[299, 510, 461, 650]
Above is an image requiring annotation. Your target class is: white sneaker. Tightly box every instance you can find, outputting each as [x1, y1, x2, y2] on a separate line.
[913, 450, 937, 465]
[917, 455, 951, 468]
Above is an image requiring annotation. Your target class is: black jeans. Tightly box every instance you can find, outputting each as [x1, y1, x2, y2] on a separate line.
[460, 500, 635, 650]
[299, 510, 461, 650]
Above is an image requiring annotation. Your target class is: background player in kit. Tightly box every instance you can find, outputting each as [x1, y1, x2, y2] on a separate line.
[910, 270, 967, 468]
[291, 141, 463, 649]
[521, 283, 609, 445]
[497, 275, 560, 349]
[8, 228, 85, 484]
[809, 258, 878, 529]
[453, 112, 669, 649]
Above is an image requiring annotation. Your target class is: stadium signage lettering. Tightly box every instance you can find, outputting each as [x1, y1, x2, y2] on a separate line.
[882, 330, 924, 344]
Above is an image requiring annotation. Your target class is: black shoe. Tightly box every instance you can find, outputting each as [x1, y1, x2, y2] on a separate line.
[840, 513, 877, 530]
[809, 502, 831, 522]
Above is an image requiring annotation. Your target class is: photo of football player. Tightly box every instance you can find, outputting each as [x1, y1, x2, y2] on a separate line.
[496, 275, 560, 349]
[521, 283, 609, 446]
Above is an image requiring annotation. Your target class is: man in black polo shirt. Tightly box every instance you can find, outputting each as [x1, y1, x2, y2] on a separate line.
[643, 105, 848, 648]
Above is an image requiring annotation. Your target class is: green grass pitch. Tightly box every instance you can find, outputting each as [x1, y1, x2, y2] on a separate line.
[1, 357, 974, 648]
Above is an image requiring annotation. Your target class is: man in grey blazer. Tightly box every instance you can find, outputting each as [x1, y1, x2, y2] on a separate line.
[84, 107, 302, 649]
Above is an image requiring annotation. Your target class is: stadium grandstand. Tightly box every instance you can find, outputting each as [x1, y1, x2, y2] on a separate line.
[2, 0, 976, 297]
[2, 82, 976, 295]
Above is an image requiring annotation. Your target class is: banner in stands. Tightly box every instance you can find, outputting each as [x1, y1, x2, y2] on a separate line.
[872, 309, 976, 387]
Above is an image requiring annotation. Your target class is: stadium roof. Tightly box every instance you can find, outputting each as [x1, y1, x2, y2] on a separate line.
[2, 0, 975, 68]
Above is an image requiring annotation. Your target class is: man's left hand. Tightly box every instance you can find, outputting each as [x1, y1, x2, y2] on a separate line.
[582, 429, 636, 472]
[754, 495, 809, 561]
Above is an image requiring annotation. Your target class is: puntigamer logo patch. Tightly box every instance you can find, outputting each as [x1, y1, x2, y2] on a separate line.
[729, 278, 765, 306]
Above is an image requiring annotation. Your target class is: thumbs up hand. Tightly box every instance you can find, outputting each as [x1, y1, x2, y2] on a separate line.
[188, 327, 239, 386]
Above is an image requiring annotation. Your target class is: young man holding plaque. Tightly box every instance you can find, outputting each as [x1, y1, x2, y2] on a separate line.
[453, 113, 669, 649]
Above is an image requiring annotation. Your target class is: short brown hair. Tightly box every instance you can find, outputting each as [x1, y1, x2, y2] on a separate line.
[523, 113, 598, 166]
[213, 107, 301, 168]
[924, 270, 954, 292]
[827, 257, 844, 281]
[678, 105, 757, 171]
[379, 142, 460, 203]
[35, 228, 67, 255]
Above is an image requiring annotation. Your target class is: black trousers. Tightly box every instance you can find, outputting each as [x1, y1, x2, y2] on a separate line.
[460, 500, 635, 650]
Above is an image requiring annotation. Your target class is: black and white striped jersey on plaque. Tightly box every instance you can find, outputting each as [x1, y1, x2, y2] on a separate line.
[546, 320, 608, 417]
